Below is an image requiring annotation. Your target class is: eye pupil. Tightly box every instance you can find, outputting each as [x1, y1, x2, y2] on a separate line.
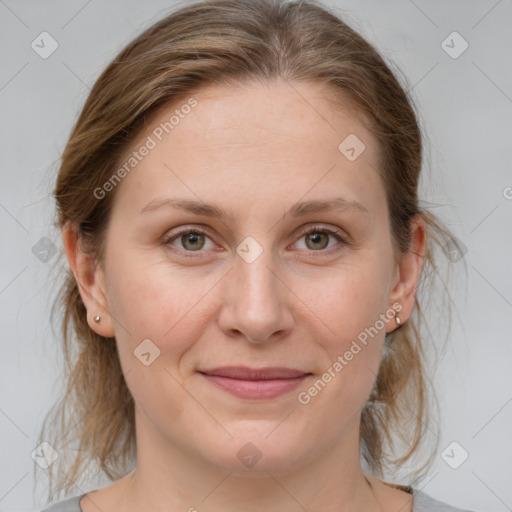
[306, 231, 329, 250]
[182, 232, 204, 251]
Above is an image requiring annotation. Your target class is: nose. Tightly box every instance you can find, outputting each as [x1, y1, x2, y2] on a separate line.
[217, 249, 295, 344]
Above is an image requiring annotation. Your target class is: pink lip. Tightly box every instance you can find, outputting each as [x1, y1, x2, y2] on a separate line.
[199, 366, 311, 400]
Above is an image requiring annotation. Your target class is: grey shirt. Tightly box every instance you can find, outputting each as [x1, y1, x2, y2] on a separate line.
[40, 489, 477, 511]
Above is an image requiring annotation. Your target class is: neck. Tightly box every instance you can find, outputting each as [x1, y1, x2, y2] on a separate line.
[117, 408, 384, 512]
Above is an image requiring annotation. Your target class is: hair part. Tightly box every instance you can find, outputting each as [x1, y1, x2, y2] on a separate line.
[39, 0, 460, 501]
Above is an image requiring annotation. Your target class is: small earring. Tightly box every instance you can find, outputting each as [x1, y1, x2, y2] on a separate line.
[94, 315, 100, 323]
[395, 315, 401, 325]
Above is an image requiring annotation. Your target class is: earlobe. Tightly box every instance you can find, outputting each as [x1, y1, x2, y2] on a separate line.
[387, 215, 426, 331]
[61, 222, 115, 338]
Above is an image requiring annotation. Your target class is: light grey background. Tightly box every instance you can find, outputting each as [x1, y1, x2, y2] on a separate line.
[1, 0, 511, 511]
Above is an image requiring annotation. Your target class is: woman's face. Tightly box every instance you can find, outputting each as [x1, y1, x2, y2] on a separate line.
[80, 80, 421, 475]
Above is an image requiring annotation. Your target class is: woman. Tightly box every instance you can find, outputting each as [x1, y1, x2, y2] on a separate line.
[38, 0, 476, 510]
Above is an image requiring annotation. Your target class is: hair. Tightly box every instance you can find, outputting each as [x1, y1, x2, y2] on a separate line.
[38, 0, 462, 502]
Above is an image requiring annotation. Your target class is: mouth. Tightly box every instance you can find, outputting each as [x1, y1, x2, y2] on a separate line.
[198, 366, 312, 400]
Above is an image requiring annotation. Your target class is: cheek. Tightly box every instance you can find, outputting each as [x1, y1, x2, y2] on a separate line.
[304, 257, 390, 346]
[296, 255, 391, 408]
[103, 253, 213, 426]
[104, 248, 216, 352]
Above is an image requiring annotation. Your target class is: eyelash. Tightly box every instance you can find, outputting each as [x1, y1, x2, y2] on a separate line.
[162, 224, 349, 258]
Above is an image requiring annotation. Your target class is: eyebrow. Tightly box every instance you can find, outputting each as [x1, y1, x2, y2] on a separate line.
[139, 196, 369, 219]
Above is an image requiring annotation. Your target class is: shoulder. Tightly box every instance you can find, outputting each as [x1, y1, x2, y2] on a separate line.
[39, 494, 84, 512]
[412, 489, 478, 512]
[38, 488, 479, 512]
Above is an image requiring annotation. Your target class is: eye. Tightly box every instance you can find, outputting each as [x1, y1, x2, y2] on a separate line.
[164, 228, 216, 255]
[163, 224, 348, 258]
[292, 225, 347, 253]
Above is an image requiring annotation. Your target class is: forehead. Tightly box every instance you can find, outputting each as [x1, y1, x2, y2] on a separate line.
[157, 80, 375, 151]
[110, 80, 384, 218]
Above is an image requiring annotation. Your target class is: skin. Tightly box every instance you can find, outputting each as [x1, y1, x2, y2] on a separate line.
[63, 80, 425, 512]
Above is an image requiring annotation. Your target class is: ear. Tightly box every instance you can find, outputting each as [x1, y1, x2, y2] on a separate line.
[62, 222, 115, 338]
[386, 214, 426, 332]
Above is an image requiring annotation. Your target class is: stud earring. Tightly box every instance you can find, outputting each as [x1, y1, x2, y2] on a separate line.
[94, 315, 101, 323]
[395, 315, 401, 325]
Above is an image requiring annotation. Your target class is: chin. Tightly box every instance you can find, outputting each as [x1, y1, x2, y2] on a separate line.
[200, 425, 313, 476]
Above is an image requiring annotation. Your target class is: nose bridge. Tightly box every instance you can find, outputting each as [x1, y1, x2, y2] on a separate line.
[219, 238, 294, 343]
[237, 245, 279, 300]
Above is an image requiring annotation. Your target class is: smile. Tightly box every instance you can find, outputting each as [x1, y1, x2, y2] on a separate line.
[198, 366, 311, 400]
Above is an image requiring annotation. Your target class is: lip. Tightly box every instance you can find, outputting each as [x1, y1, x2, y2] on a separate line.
[199, 366, 311, 400]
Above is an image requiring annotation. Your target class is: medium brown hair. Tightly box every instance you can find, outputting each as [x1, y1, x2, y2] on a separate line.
[39, 0, 460, 501]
